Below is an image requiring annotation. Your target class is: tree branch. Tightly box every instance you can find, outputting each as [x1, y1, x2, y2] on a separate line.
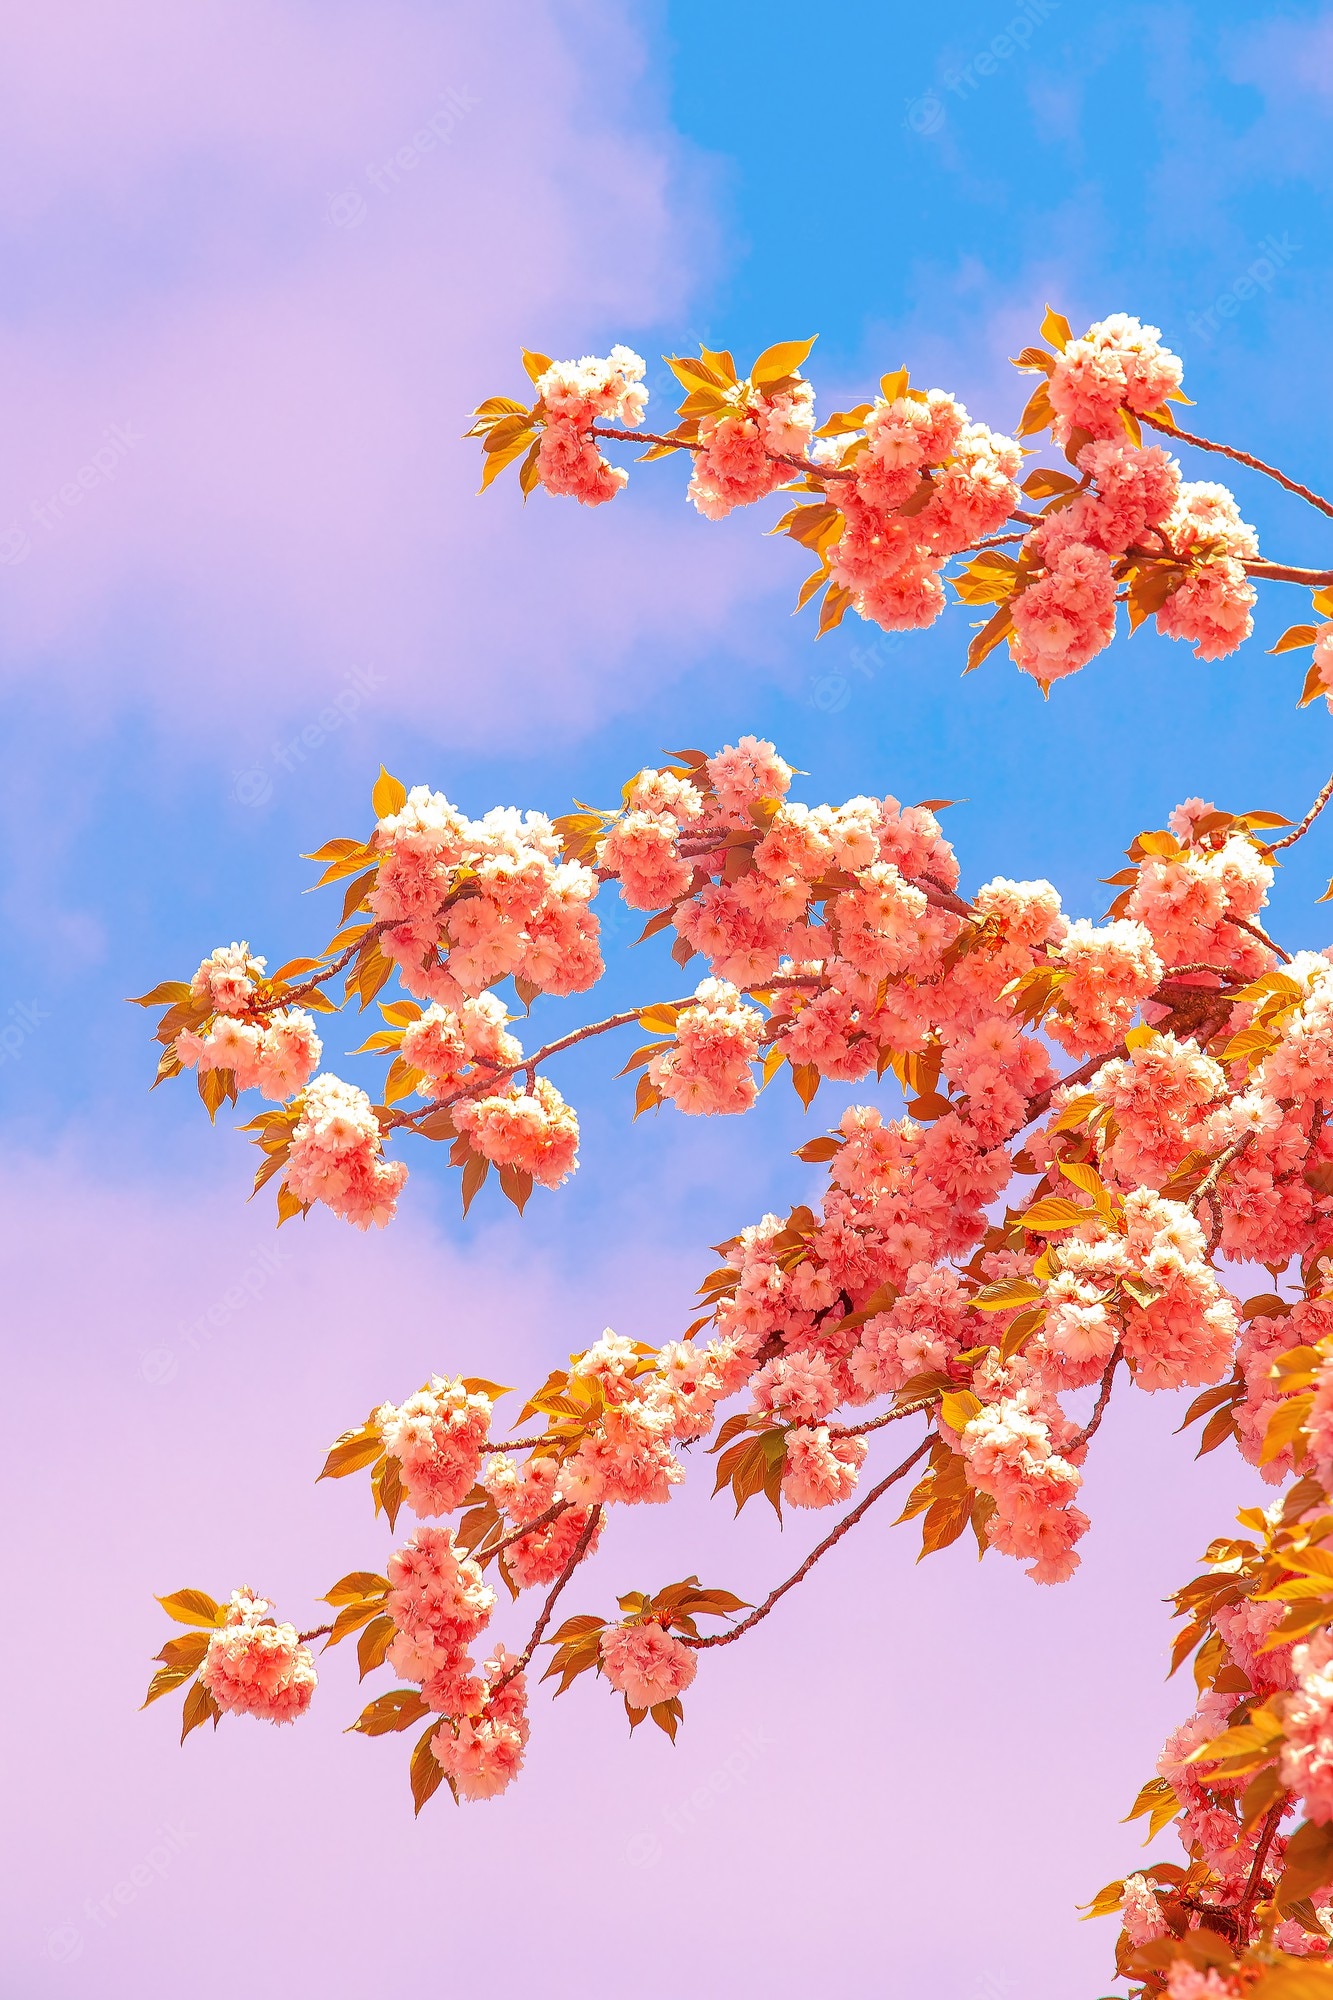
[684, 1435, 932, 1651]
[1066, 1347, 1122, 1457]
[1225, 913, 1291, 965]
[491, 1506, 602, 1692]
[1141, 413, 1333, 523]
[1272, 772, 1333, 851]
[1236, 1798, 1287, 1947]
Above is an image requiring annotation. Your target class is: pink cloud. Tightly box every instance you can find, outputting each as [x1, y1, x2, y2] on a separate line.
[0, 1, 779, 749]
[0, 1145, 1271, 1994]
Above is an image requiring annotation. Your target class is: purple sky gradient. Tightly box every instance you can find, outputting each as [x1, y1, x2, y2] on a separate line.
[4, 3, 1332, 1994]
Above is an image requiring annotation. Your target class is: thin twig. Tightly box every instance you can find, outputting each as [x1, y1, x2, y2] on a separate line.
[1194, 1133, 1254, 1216]
[1236, 1798, 1286, 1946]
[1243, 560, 1333, 588]
[1272, 772, 1333, 851]
[683, 1436, 932, 1651]
[1065, 1347, 1122, 1457]
[298, 1622, 334, 1645]
[1226, 913, 1292, 965]
[484, 1499, 572, 1562]
[828, 1395, 940, 1441]
[1140, 413, 1333, 521]
[389, 1001, 696, 1131]
[491, 1506, 602, 1691]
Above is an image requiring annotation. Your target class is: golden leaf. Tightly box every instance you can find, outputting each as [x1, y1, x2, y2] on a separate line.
[156, 1589, 222, 1629]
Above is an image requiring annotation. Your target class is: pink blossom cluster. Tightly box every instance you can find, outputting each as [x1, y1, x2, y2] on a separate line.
[1090, 1032, 1226, 1190]
[400, 993, 522, 1099]
[1129, 826, 1271, 982]
[500, 1330, 744, 1518]
[1155, 481, 1258, 661]
[781, 1426, 868, 1509]
[199, 1589, 317, 1724]
[369, 787, 601, 1010]
[1205, 954, 1333, 1270]
[430, 1648, 531, 1800]
[823, 390, 1021, 635]
[453, 1074, 580, 1188]
[648, 979, 764, 1115]
[1281, 1630, 1333, 1822]
[482, 1452, 602, 1588]
[377, 1376, 494, 1516]
[687, 378, 815, 519]
[534, 346, 647, 505]
[385, 1526, 496, 1722]
[1119, 1873, 1169, 1948]
[1046, 313, 1183, 444]
[285, 1073, 409, 1228]
[1009, 434, 1181, 685]
[1048, 918, 1164, 1057]
[1010, 540, 1119, 686]
[958, 1391, 1089, 1583]
[1039, 1192, 1236, 1396]
[1163, 1970, 1239, 2000]
[599, 764, 704, 909]
[177, 1007, 322, 1101]
[190, 942, 263, 1015]
[1158, 1687, 1267, 1888]
[599, 1620, 697, 1709]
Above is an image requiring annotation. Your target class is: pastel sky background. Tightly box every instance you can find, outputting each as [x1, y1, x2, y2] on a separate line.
[3, 2, 1333, 1993]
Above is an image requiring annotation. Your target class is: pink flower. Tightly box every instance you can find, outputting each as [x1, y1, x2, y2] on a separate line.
[453, 1075, 580, 1187]
[377, 1377, 494, 1517]
[536, 421, 626, 505]
[1047, 313, 1183, 441]
[1281, 1630, 1333, 1821]
[535, 346, 647, 429]
[600, 1621, 698, 1709]
[285, 1073, 408, 1227]
[649, 978, 764, 1115]
[386, 1526, 495, 1650]
[1010, 541, 1118, 685]
[782, 1426, 867, 1508]
[1155, 559, 1256, 660]
[705, 736, 794, 822]
[200, 1590, 316, 1724]
[190, 942, 264, 1016]
[686, 381, 814, 519]
[400, 994, 522, 1099]
[431, 1647, 530, 1800]
[1120, 1873, 1169, 1947]
[601, 810, 693, 911]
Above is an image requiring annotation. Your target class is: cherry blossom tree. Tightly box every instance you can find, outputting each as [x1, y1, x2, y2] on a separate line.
[138, 313, 1333, 1999]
